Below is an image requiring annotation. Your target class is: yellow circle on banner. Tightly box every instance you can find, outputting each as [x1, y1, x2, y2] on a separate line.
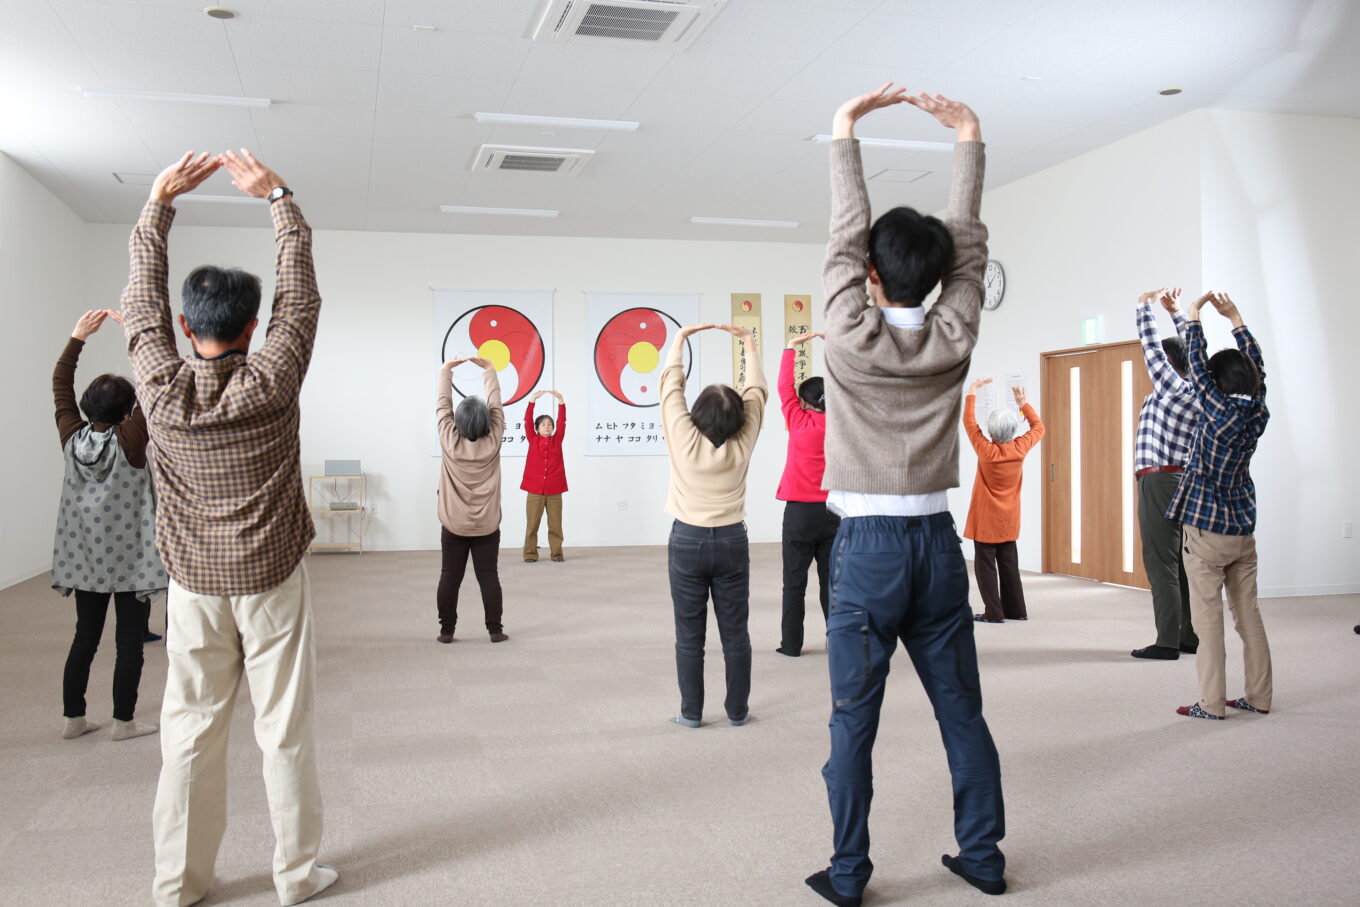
[628, 341, 659, 373]
[477, 339, 511, 371]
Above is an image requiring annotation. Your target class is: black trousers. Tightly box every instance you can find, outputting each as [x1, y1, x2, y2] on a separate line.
[1137, 472, 1198, 649]
[973, 541, 1027, 620]
[63, 589, 145, 721]
[437, 527, 504, 635]
[780, 501, 841, 654]
[668, 520, 751, 722]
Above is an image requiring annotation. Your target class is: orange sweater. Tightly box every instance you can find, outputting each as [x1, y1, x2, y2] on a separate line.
[963, 395, 1044, 543]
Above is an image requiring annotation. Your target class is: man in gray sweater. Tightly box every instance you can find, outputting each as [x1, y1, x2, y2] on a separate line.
[805, 84, 1006, 907]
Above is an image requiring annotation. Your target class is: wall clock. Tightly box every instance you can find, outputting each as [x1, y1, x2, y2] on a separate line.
[983, 259, 1005, 311]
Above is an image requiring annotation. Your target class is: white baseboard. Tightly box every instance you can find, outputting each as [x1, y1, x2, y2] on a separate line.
[1260, 584, 1360, 598]
[1, 564, 49, 591]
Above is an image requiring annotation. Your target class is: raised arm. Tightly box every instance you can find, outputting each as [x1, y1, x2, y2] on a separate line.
[1012, 385, 1045, 454]
[1182, 293, 1231, 418]
[907, 93, 986, 325]
[54, 317, 97, 447]
[718, 324, 768, 448]
[219, 149, 320, 389]
[477, 357, 505, 440]
[122, 152, 219, 405]
[824, 84, 908, 333]
[436, 358, 462, 439]
[553, 391, 566, 439]
[525, 393, 540, 443]
[660, 324, 710, 448]
[1137, 288, 1190, 397]
[962, 377, 990, 454]
[1212, 292, 1266, 399]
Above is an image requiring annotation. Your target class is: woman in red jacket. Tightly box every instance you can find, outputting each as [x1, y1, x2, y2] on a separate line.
[521, 389, 567, 562]
[963, 378, 1045, 623]
[776, 332, 839, 656]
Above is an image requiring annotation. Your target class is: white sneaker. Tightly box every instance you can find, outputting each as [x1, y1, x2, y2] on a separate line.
[283, 865, 339, 905]
[62, 716, 101, 739]
[110, 719, 158, 741]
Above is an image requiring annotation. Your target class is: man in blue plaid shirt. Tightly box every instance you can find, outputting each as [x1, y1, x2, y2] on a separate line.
[1131, 288, 1200, 661]
[1166, 291, 1272, 721]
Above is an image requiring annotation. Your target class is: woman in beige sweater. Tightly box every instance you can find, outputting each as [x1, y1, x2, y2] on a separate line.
[660, 323, 767, 729]
[435, 356, 508, 644]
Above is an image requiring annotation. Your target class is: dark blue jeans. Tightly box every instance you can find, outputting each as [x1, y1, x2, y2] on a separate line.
[668, 520, 752, 722]
[822, 514, 1005, 897]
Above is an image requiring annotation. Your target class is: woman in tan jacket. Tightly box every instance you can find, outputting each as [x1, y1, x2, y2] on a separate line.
[963, 378, 1045, 623]
[435, 356, 508, 644]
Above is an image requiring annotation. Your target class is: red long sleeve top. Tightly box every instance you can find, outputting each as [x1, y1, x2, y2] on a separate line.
[521, 400, 568, 495]
[776, 349, 829, 503]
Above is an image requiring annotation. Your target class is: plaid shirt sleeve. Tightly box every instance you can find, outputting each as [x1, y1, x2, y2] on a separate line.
[248, 198, 320, 396]
[121, 201, 181, 415]
[1134, 303, 1198, 471]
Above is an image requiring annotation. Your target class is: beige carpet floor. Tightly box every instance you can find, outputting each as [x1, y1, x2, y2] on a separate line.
[0, 545, 1356, 906]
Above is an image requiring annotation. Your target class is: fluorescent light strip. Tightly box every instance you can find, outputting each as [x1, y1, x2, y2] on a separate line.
[440, 205, 560, 218]
[690, 216, 799, 229]
[474, 112, 639, 132]
[80, 87, 272, 108]
[177, 195, 264, 205]
[808, 134, 952, 152]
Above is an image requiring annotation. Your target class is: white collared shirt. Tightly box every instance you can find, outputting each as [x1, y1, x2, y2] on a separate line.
[826, 304, 950, 518]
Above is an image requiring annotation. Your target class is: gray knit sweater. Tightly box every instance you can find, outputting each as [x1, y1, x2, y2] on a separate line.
[821, 138, 988, 495]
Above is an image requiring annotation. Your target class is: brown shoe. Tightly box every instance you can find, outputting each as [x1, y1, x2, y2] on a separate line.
[489, 632, 509, 643]
[551, 555, 565, 562]
[436, 634, 453, 644]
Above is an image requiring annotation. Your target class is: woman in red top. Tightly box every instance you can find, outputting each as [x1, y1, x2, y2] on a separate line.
[963, 378, 1045, 623]
[521, 389, 567, 562]
[776, 332, 839, 656]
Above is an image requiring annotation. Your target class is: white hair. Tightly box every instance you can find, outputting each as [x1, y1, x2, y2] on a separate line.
[986, 409, 1020, 444]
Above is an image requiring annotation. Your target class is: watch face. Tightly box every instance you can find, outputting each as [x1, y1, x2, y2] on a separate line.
[983, 260, 1005, 310]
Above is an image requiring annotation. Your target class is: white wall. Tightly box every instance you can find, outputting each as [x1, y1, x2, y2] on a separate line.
[0, 152, 116, 588]
[82, 222, 827, 553]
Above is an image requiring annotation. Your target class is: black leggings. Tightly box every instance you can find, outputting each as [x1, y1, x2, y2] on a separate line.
[437, 527, 504, 634]
[63, 590, 145, 721]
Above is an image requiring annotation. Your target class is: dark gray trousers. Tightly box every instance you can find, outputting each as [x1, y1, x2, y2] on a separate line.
[668, 520, 751, 723]
[1137, 472, 1198, 649]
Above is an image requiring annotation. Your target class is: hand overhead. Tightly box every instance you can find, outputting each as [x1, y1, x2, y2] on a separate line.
[833, 82, 910, 138]
[72, 309, 115, 341]
[905, 93, 981, 141]
[151, 152, 220, 205]
[716, 323, 755, 342]
[218, 149, 286, 199]
[968, 377, 994, 396]
[1012, 385, 1028, 407]
[1159, 287, 1183, 314]
[787, 332, 823, 349]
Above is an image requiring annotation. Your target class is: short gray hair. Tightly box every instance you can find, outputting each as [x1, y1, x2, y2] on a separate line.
[986, 409, 1020, 444]
[455, 396, 491, 441]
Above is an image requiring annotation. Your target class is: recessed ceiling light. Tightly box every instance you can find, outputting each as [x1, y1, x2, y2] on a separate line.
[689, 216, 799, 229]
[80, 86, 271, 108]
[203, 7, 236, 20]
[808, 134, 953, 152]
[440, 205, 560, 218]
[412, 24, 437, 31]
[1021, 75, 1045, 81]
[474, 112, 640, 132]
[1159, 88, 1183, 96]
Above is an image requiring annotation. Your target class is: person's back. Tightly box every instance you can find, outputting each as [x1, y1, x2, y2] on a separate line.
[805, 85, 1008, 907]
[122, 150, 337, 907]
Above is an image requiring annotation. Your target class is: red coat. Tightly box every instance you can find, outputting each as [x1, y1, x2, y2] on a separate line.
[776, 348, 829, 502]
[521, 401, 568, 495]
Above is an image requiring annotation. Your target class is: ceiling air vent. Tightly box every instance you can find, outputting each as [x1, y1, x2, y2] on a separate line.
[471, 144, 596, 175]
[531, 0, 727, 48]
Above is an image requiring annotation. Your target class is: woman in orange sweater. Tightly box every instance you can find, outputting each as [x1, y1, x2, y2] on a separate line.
[964, 378, 1045, 623]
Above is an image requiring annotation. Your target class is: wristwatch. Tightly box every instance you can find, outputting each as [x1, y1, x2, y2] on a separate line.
[267, 186, 293, 203]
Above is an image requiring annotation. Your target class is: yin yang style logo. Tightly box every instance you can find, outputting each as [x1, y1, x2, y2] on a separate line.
[593, 308, 692, 407]
[441, 305, 545, 405]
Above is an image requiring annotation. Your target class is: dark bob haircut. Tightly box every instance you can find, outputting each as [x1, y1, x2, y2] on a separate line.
[80, 374, 136, 426]
[1208, 349, 1260, 396]
[182, 265, 262, 343]
[690, 384, 745, 447]
[868, 206, 955, 305]
[1161, 337, 1188, 376]
[797, 376, 825, 413]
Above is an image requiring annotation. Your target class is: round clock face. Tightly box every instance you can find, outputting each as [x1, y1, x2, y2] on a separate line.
[983, 259, 1005, 310]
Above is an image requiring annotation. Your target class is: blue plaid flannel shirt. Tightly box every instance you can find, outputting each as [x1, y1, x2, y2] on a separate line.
[1165, 321, 1269, 535]
[1134, 303, 1198, 471]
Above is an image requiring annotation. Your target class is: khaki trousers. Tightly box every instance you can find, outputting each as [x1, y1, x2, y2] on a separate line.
[152, 563, 325, 906]
[523, 493, 564, 560]
[1183, 527, 1273, 717]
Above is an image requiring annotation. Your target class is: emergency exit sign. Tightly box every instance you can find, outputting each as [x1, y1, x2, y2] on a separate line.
[1082, 316, 1103, 344]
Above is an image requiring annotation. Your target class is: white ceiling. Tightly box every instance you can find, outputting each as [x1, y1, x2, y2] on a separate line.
[1, 0, 1357, 242]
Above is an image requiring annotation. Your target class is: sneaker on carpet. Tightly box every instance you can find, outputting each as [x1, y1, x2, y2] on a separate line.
[670, 714, 700, 729]
[61, 716, 100, 739]
[111, 719, 158, 741]
[282, 865, 339, 905]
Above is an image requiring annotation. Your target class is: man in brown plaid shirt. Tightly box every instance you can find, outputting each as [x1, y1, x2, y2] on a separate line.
[122, 151, 337, 906]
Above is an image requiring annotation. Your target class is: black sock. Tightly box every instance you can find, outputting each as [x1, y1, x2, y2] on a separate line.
[942, 854, 1006, 895]
[804, 870, 862, 907]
